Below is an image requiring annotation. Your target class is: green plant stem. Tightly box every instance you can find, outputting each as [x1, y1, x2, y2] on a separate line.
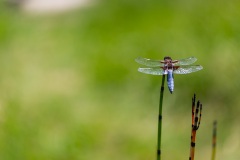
[211, 121, 217, 160]
[157, 75, 165, 160]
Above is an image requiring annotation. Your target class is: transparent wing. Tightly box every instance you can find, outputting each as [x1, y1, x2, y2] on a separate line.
[135, 57, 164, 67]
[173, 65, 203, 74]
[138, 67, 165, 75]
[174, 57, 197, 65]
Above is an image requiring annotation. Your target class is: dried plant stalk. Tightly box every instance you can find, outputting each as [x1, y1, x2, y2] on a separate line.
[189, 94, 202, 160]
[211, 121, 217, 160]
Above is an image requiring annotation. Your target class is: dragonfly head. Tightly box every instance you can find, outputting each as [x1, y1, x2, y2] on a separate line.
[164, 56, 172, 60]
[164, 56, 172, 64]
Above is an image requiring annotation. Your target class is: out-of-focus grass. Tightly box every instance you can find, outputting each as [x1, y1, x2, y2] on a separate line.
[0, 0, 240, 159]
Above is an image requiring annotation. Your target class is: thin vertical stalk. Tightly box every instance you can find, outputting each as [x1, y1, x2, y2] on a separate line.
[157, 75, 165, 160]
[191, 94, 196, 126]
[190, 130, 197, 160]
[189, 95, 202, 160]
[211, 121, 217, 160]
[190, 94, 196, 160]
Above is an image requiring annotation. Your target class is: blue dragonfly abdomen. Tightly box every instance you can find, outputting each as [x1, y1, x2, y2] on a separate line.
[167, 70, 174, 94]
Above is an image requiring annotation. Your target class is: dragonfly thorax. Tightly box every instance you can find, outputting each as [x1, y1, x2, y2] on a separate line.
[164, 63, 174, 68]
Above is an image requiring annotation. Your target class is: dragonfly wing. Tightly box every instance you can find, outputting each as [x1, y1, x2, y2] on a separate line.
[138, 67, 165, 75]
[135, 57, 164, 67]
[174, 57, 197, 65]
[173, 65, 203, 74]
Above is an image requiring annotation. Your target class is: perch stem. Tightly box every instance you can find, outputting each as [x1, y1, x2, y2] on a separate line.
[157, 75, 165, 160]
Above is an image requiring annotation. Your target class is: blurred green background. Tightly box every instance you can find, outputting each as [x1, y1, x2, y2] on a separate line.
[0, 0, 240, 159]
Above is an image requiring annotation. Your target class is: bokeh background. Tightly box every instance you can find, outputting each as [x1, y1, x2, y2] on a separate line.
[0, 0, 240, 159]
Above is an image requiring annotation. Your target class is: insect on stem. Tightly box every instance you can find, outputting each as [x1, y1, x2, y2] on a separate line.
[135, 57, 203, 160]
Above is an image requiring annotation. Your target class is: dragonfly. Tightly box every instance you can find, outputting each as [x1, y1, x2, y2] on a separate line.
[135, 56, 203, 93]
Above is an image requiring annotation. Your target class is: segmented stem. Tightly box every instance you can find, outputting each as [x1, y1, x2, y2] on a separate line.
[192, 94, 196, 127]
[157, 75, 165, 160]
[211, 121, 217, 160]
[189, 94, 202, 160]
